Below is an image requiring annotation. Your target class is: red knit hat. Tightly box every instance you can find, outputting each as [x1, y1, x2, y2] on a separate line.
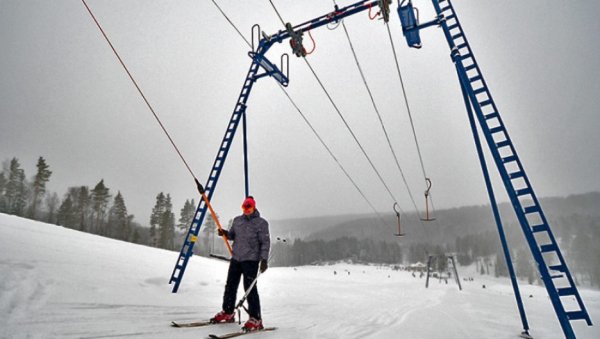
[242, 196, 256, 211]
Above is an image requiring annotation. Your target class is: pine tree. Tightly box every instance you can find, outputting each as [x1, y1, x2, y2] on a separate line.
[45, 192, 60, 224]
[91, 180, 110, 234]
[74, 186, 90, 231]
[5, 158, 28, 216]
[28, 156, 52, 219]
[0, 171, 7, 213]
[108, 191, 130, 240]
[158, 194, 175, 249]
[494, 253, 509, 277]
[178, 198, 196, 232]
[57, 195, 76, 228]
[150, 192, 166, 247]
[201, 213, 218, 256]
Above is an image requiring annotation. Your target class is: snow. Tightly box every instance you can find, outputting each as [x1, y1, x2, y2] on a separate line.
[1, 213, 599, 339]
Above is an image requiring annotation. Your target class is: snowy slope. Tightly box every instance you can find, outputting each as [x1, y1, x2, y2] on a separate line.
[1, 213, 599, 339]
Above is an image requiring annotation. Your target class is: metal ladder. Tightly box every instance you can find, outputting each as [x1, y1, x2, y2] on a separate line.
[169, 42, 288, 293]
[432, 0, 592, 337]
[168, 55, 263, 293]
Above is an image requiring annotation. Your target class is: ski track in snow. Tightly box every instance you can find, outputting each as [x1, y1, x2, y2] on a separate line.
[1, 213, 600, 339]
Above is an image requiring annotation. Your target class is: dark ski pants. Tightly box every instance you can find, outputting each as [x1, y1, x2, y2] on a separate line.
[222, 259, 261, 319]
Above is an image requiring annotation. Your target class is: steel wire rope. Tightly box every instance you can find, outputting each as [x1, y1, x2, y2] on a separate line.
[302, 59, 402, 207]
[269, 0, 402, 209]
[211, 0, 388, 226]
[384, 21, 441, 223]
[338, 13, 422, 219]
[81, 0, 198, 182]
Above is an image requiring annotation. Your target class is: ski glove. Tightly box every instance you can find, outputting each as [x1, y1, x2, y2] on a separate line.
[260, 259, 268, 273]
[218, 229, 229, 237]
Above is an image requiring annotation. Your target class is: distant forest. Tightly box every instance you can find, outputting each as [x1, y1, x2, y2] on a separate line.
[266, 192, 600, 289]
[0, 156, 217, 256]
[2, 156, 599, 289]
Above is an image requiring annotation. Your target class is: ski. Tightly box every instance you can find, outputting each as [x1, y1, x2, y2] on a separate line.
[171, 320, 225, 328]
[208, 327, 277, 339]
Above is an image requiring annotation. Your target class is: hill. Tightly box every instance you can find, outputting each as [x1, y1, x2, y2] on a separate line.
[304, 192, 600, 244]
[1, 213, 599, 338]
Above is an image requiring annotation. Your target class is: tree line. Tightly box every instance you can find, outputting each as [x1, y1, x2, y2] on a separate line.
[270, 237, 404, 267]
[3, 156, 598, 288]
[268, 216, 600, 288]
[0, 156, 218, 253]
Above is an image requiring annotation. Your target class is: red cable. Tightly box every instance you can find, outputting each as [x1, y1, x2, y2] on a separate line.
[305, 30, 316, 55]
[368, 3, 380, 20]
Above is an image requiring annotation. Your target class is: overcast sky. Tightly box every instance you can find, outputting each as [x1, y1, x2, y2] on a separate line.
[1, 0, 599, 226]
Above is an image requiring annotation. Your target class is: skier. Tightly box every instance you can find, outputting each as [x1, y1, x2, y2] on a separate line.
[211, 196, 270, 331]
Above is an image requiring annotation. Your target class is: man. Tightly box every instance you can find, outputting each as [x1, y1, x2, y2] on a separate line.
[211, 196, 270, 331]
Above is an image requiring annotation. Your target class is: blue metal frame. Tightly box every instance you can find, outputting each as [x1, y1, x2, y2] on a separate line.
[171, 3, 593, 337]
[458, 67, 530, 335]
[170, 0, 379, 293]
[421, 0, 591, 337]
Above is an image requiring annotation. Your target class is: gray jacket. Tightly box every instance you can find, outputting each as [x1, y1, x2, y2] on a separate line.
[228, 209, 270, 262]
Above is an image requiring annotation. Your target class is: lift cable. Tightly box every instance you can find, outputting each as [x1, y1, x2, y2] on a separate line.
[268, 0, 286, 28]
[302, 59, 401, 207]
[384, 21, 439, 219]
[384, 22, 428, 180]
[274, 81, 386, 225]
[81, 0, 197, 182]
[211, 0, 389, 225]
[210, 0, 251, 46]
[338, 16, 421, 218]
[268, 0, 402, 209]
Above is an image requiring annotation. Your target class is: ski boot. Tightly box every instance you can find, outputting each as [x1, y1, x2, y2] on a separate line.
[211, 310, 235, 324]
[242, 317, 264, 332]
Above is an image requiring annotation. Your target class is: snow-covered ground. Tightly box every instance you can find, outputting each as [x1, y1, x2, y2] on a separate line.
[1, 213, 598, 339]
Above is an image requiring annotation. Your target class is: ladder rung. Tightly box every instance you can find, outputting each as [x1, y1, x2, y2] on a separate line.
[480, 99, 493, 107]
[550, 265, 566, 272]
[485, 112, 499, 120]
[496, 140, 511, 148]
[551, 274, 564, 279]
[209, 176, 217, 182]
[516, 187, 531, 196]
[473, 87, 486, 95]
[457, 42, 468, 50]
[509, 171, 524, 179]
[447, 23, 459, 31]
[531, 224, 548, 233]
[460, 53, 472, 60]
[446, 14, 456, 21]
[566, 311, 587, 320]
[465, 64, 477, 72]
[440, 5, 451, 12]
[452, 33, 463, 40]
[469, 75, 482, 83]
[502, 155, 517, 163]
[490, 126, 504, 134]
[524, 205, 540, 214]
[540, 243, 557, 253]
